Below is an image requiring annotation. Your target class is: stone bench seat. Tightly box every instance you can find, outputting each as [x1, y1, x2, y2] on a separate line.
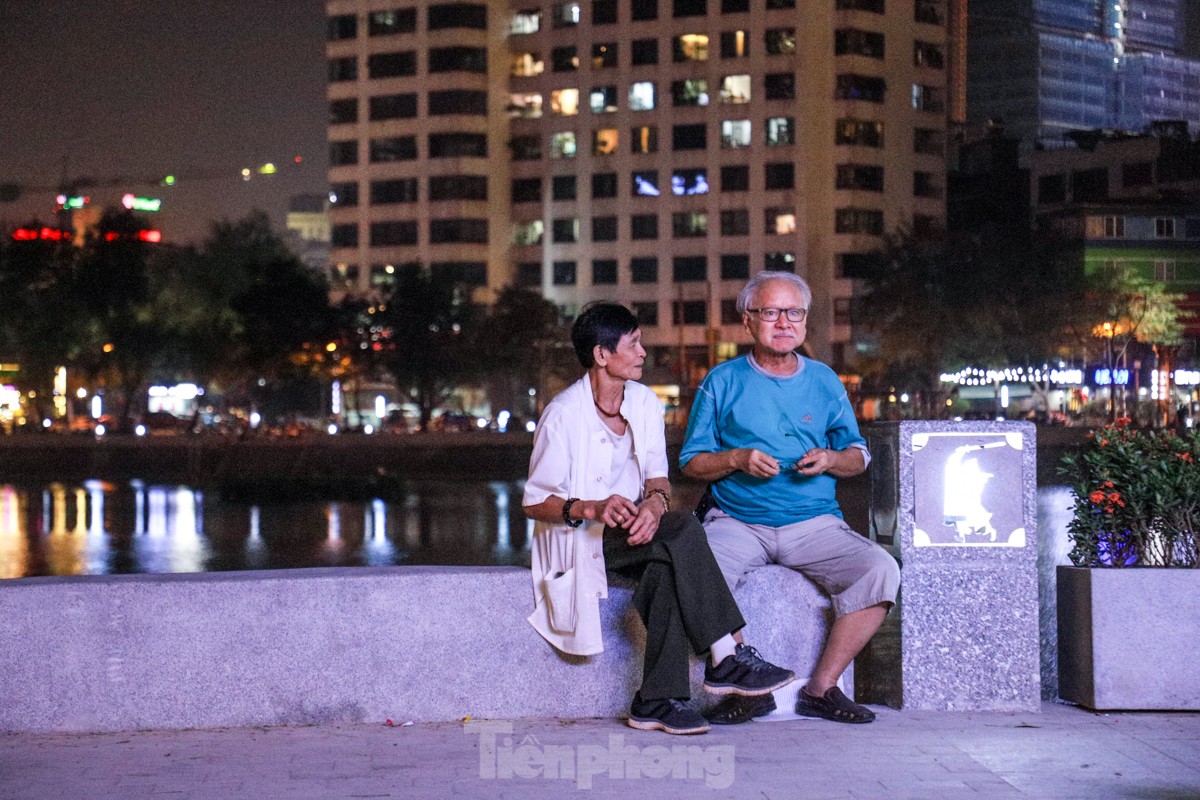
[0, 565, 840, 733]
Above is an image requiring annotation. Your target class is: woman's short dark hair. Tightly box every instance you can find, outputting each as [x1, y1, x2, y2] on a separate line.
[571, 302, 638, 368]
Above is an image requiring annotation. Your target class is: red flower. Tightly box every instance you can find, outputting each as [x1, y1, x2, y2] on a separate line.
[1089, 490, 1107, 504]
[1181, 453, 1194, 463]
[1099, 438, 1109, 446]
[1115, 417, 1132, 428]
[1102, 481, 1115, 488]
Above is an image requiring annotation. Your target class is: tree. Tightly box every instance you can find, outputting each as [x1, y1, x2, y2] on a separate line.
[73, 209, 176, 427]
[375, 269, 482, 429]
[477, 285, 569, 415]
[855, 225, 1098, 417]
[0, 228, 89, 419]
[193, 212, 336, 418]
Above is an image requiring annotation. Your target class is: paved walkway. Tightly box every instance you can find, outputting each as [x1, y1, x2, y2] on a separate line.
[3, 702, 1198, 799]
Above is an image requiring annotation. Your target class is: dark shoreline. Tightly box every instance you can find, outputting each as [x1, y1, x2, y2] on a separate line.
[0, 425, 1090, 509]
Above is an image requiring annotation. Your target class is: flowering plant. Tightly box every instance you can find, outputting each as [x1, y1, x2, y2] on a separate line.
[1059, 419, 1199, 567]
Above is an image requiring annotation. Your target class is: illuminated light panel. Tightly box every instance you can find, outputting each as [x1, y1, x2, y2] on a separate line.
[122, 194, 162, 212]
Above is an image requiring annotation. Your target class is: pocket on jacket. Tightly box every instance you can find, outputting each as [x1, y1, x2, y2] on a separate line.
[543, 568, 577, 633]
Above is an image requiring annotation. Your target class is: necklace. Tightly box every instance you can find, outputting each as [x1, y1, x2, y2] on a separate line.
[593, 393, 624, 418]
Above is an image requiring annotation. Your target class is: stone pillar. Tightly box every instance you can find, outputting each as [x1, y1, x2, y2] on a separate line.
[864, 420, 1041, 711]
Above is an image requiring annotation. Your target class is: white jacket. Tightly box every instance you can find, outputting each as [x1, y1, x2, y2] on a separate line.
[523, 377, 668, 655]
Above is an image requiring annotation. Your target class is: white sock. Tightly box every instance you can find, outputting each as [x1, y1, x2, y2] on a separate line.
[709, 634, 737, 665]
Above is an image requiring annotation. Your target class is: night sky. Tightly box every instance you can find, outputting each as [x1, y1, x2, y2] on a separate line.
[1, 1, 1196, 246]
[0, 0, 328, 246]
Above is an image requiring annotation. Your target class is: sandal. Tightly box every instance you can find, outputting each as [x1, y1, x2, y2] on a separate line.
[703, 693, 776, 725]
[795, 686, 875, 724]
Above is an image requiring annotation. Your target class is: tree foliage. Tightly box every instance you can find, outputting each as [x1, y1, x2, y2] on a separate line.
[855, 225, 1183, 418]
[0, 209, 334, 424]
[374, 268, 484, 428]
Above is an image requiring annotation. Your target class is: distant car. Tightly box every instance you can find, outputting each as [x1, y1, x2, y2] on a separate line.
[141, 411, 192, 435]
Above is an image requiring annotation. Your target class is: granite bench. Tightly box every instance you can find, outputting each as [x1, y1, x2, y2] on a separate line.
[0, 564, 842, 733]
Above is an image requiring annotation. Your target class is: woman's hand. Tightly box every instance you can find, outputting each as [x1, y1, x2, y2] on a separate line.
[582, 494, 640, 529]
[625, 493, 667, 546]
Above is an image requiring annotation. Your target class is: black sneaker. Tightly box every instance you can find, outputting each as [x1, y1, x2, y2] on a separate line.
[627, 694, 710, 735]
[704, 644, 796, 697]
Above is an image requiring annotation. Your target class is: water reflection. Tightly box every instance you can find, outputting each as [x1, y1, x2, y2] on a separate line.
[0, 479, 533, 579]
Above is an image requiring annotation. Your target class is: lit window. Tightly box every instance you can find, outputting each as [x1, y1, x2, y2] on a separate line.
[721, 119, 751, 148]
[673, 34, 709, 61]
[911, 84, 943, 112]
[551, 132, 577, 158]
[590, 86, 618, 113]
[765, 208, 796, 235]
[765, 28, 796, 55]
[672, 79, 709, 106]
[508, 92, 543, 118]
[552, 2, 581, 27]
[766, 116, 795, 146]
[720, 30, 749, 58]
[511, 220, 545, 245]
[719, 75, 751, 103]
[837, 118, 883, 147]
[552, 217, 580, 243]
[593, 42, 618, 68]
[551, 89, 579, 116]
[764, 252, 796, 271]
[631, 126, 658, 153]
[512, 52, 544, 76]
[630, 82, 656, 110]
[633, 171, 660, 196]
[672, 169, 709, 196]
[594, 128, 619, 155]
[510, 9, 541, 34]
[552, 46, 579, 71]
[672, 212, 708, 237]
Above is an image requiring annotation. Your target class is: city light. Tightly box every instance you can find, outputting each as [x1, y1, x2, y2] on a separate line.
[121, 194, 162, 212]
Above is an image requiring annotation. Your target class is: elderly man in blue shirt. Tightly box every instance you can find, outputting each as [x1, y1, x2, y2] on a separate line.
[681, 272, 899, 725]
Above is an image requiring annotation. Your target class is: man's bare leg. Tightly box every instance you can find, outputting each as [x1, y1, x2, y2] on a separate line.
[806, 603, 888, 694]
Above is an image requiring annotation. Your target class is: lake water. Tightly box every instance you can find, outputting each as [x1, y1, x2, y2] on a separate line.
[0, 479, 534, 579]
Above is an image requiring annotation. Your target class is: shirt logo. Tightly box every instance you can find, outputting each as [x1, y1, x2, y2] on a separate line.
[802, 414, 813, 423]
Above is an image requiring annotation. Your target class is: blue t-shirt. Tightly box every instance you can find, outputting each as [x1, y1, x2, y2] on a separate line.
[680, 354, 866, 527]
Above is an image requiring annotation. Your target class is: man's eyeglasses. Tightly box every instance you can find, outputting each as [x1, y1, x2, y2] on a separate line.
[747, 307, 807, 322]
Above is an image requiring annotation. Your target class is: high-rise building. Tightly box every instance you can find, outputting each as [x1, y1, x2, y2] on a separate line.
[326, 0, 947, 373]
[967, 0, 1200, 146]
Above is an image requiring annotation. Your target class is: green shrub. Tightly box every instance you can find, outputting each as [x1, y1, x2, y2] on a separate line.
[1059, 420, 1199, 568]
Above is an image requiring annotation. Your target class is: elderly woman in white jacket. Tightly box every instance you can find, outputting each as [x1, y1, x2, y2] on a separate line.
[523, 302, 795, 735]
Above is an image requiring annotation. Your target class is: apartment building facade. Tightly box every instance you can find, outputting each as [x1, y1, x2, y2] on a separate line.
[967, 0, 1200, 146]
[326, 0, 947, 375]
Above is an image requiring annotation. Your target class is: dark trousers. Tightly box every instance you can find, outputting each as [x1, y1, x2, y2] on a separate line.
[603, 510, 746, 701]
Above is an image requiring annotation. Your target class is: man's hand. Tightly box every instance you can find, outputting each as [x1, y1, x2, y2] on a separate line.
[793, 447, 866, 478]
[794, 447, 835, 476]
[734, 448, 781, 478]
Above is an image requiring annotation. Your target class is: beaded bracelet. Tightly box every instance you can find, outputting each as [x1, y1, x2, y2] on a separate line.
[562, 497, 583, 528]
[646, 488, 671, 512]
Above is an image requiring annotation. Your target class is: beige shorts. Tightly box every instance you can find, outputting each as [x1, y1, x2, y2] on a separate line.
[701, 509, 900, 617]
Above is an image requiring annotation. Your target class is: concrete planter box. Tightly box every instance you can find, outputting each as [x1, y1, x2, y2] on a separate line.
[1057, 565, 1200, 710]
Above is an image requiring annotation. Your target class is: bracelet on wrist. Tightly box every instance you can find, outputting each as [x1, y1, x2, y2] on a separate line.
[647, 488, 671, 512]
[562, 497, 583, 528]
